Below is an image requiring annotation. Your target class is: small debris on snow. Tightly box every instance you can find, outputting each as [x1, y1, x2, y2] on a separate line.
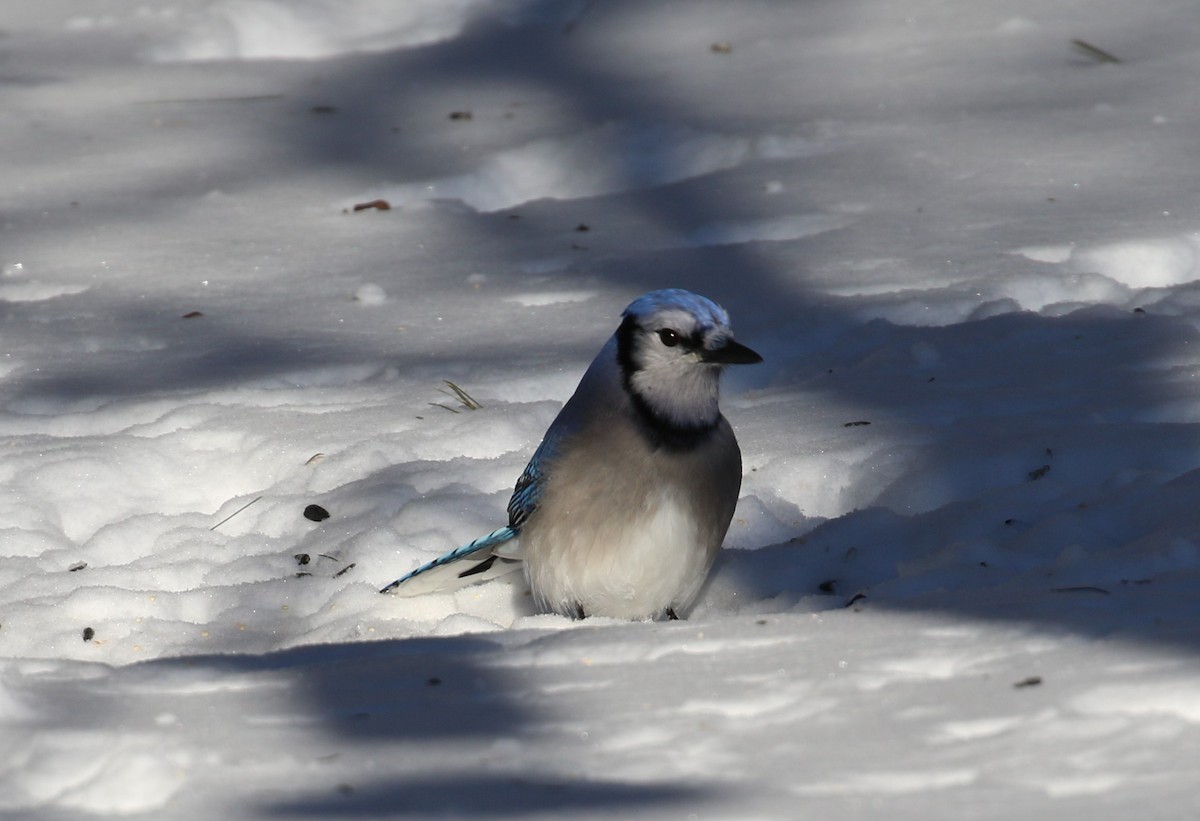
[1071, 38, 1122, 64]
[303, 505, 330, 522]
[210, 496, 264, 531]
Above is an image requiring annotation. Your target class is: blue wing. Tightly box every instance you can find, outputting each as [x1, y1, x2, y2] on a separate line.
[507, 435, 557, 528]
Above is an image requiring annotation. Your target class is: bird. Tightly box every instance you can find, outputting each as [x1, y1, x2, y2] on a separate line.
[380, 288, 761, 620]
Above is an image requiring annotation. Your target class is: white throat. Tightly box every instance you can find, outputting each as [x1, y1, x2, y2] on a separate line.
[628, 359, 722, 429]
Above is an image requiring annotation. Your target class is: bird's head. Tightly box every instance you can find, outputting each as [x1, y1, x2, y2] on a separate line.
[616, 289, 761, 432]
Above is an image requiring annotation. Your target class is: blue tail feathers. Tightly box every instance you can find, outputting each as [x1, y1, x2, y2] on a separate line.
[380, 526, 520, 595]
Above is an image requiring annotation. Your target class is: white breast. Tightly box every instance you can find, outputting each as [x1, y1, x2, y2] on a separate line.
[522, 489, 714, 620]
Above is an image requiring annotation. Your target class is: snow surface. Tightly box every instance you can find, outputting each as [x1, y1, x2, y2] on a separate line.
[4, 0, 1200, 817]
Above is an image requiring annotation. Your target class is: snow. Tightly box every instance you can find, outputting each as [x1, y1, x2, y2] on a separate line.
[4, 0, 1200, 817]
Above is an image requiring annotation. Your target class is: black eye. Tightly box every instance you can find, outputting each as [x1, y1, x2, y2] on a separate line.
[658, 329, 682, 347]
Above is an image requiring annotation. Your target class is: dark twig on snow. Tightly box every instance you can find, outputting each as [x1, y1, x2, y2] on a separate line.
[211, 496, 264, 531]
[1071, 39, 1121, 64]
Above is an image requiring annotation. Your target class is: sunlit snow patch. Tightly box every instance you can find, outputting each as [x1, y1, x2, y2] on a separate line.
[353, 283, 388, 305]
[361, 123, 824, 213]
[151, 0, 499, 61]
[504, 291, 596, 307]
[1073, 679, 1200, 723]
[0, 282, 91, 302]
[1072, 235, 1200, 289]
[1011, 244, 1075, 264]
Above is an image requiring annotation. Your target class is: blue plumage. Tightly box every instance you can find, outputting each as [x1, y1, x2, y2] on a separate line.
[381, 288, 760, 619]
[506, 435, 556, 529]
[378, 526, 519, 595]
[623, 288, 732, 336]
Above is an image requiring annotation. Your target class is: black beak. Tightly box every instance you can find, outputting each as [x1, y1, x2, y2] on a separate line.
[704, 339, 763, 365]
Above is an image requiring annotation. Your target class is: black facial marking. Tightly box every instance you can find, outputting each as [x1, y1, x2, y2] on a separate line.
[615, 314, 639, 381]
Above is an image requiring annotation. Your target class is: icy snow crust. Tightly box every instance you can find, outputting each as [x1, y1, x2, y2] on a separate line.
[5, 0, 1200, 817]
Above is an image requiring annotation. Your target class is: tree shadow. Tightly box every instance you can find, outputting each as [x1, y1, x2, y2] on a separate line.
[264, 774, 703, 819]
[7, 0, 1199, 648]
[102, 636, 711, 818]
[706, 306, 1200, 651]
[7, 4, 1200, 815]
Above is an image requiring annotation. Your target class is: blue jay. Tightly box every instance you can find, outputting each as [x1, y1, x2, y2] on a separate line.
[381, 289, 761, 620]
